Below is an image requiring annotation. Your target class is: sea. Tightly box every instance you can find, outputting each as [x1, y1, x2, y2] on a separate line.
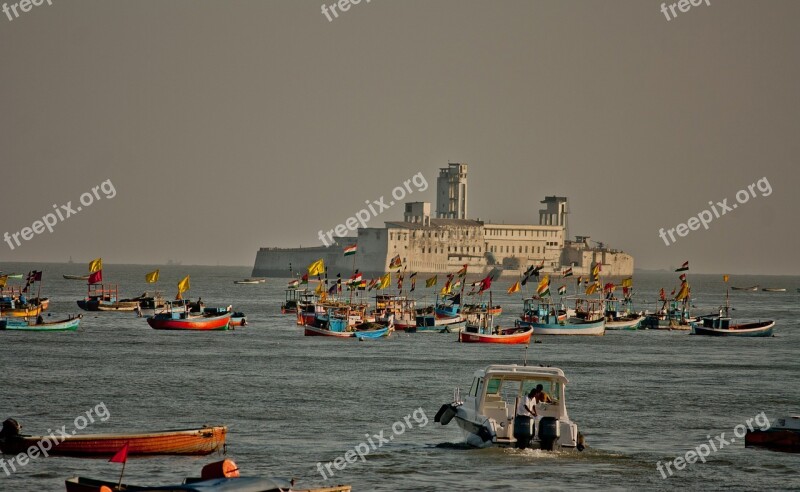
[1, 263, 798, 492]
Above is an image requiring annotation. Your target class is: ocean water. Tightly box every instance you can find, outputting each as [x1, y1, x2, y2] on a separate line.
[1, 264, 798, 491]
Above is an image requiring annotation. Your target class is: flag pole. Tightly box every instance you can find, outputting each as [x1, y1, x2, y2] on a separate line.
[117, 459, 126, 490]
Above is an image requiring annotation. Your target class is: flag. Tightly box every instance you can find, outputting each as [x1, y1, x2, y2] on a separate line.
[288, 279, 300, 289]
[521, 265, 540, 286]
[307, 259, 325, 277]
[377, 273, 391, 290]
[426, 275, 437, 288]
[0, 275, 6, 288]
[348, 273, 363, 285]
[622, 286, 630, 297]
[300, 273, 309, 285]
[675, 281, 690, 300]
[558, 285, 567, 295]
[586, 283, 599, 295]
[358, 279, 367, 290]
[478, 275, 492, 294]
[536, 275, 550, 296]
[177, 275, 190, 294]
[109, 443, 129, 464]
[89, 258, 102, 273]
[452, 279, 462, 290]
[507, 281, 521, 294]
[366, 278, 378, 290]
[389, 255, 402, 269]
[576, 276, 583, 286]
[679, 273, 686, 282]
[659, 288, 666, 300]
[562, 267, 573, 278]
[591, 263, 601, 281]
[410, 273, 417, 292]
[145, 270, 159, 283]
[723, 274, 729, 283]
[604, 282, 616, 293]
[343, 244, 357, 256]
[456, 264, 468, 277]
[328, 284, 337, 294]
[88, 270, 103, 285]
[675, 261, 689, 272]
[440, 280, 452, 296]
[621, 277, 633, 288]
[30, 270, 43, 282]
[315, 281, 326, 295]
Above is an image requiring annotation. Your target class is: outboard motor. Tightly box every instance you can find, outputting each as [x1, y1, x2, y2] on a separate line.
[0, 418, 21, 441]
[434, 404, 457, 425]
[513, 416, 534, 449]
[538, 417, 561, 451]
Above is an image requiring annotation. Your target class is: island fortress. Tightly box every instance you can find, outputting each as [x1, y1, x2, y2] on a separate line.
[252, 163, 633, 278]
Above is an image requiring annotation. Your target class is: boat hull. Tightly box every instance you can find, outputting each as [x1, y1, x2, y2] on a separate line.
[458, 327, 533, 344]
[77, 300, 140, 312]
[745, 429, 800, 452]
[0, 426, 227, 457]
[0, 305, 43, 318]
[65, 476, 352, 492]
[605, 315, 644, 331]
[147, 312, 232, 331]
[1, 317, 80, 332]
[519, 318, 605, 336]
[691, 320, 774, 337]
[303, 324, 389, 339]
[407, 320, 466, 333]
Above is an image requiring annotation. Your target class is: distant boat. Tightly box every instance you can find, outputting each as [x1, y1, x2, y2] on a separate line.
[77, 285, 140, 311]
[233, 279, 261, 285]
[5, 274, 23, 279]
[147, 305, 233, 331]
[63, 274, 90, 280]
[691, 282, 775, 337]
[762, 288, 786, 292]
[0, 419, 226, 457]
[518, 299, 606, 336]
[0, 315, 81, 332]
[731, 285, 759, 291]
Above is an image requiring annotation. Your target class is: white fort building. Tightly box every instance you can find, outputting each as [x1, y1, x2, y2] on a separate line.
[252, 163, 633, 277]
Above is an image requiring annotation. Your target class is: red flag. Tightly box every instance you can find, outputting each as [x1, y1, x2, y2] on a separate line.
[88, 270, 103, 285]
[478, 275, 492, 294]
[109, 443, 129, 463]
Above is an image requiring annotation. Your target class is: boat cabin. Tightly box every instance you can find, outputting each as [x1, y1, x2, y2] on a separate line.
[521, 299, 567, 324]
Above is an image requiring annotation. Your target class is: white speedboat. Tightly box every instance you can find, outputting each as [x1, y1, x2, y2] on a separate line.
[435, 364, 584, 451]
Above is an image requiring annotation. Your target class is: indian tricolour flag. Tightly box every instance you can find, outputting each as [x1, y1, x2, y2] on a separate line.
[343, 244, 357, 256]
[558, 285, 567, 295]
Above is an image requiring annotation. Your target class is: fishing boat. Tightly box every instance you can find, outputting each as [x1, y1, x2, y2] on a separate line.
[731, 285, 759, 291]
[0, 303, 43, 318]
[296, 291, 319, 325]
[0, 419, 226, 456]
[762, 288, 786, 292]
[434, 293, 462, 318]
[304, 306, 391, 339]
[373, 294, 417, 331]
[517, 298, 605, 336]
[691, 281, 775, 337]
[745, 415, 800, 452]
[459, 301, 533, 344]
[641, 299, 694, 330]
[147, 303, 233, 331]
[228, 312, 247, 327]
[435, 364, 584, 451]
[77, 285, 140, 311]
[65, 460, 352, 492]
[281, 288, 305, 314]
[603, 298, 644, 330]
[413, 311, 466, 332]
[0, 315, 81, 332]
[463, 303, 502, 316]
[63, 274, 90, 280]
[233, 279, 261, 285]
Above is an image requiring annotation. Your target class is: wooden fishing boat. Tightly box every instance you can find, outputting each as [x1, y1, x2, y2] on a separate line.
[0, 304, 43, 318]
[745, 415, 800, 453]
[641, 299, 694, 330]
[0, 419, 226, 456]
[304, 307, 391, 339]
[77, 285, 140, 312]
[762, 287, 786, 292]
[63, 274, 90, 280]
[731, 285, 759, 291]
[233, 279, 261, 285]
[281, 288, 304, 314]
[459, 302, 533, 344]
[228, 312, 247, 327]
[0, 315, 81, 332]
[603, 298, 643, 330]
[692, 319, 774, 337]
[463, 303, 502, 316]
[373, 295, 417, 331]
[518, 299, 605, 336]
[148, 308, 232, 331]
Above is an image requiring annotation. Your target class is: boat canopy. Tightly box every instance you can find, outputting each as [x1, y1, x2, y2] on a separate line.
[474, 364, 569, 385]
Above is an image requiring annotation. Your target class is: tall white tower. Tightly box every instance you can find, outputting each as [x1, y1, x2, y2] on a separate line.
[436, 163, 468, 219]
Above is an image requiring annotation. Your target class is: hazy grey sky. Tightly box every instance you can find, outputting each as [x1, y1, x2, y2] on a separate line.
[1, 1, 797, 274]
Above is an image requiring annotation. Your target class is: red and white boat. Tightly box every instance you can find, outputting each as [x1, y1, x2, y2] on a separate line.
[458, 303, 533, 344]
[147, 302, 232, 331]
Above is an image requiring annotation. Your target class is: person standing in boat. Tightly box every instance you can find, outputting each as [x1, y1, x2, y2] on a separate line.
[514, 388, 538, 449]
[534, 384, 554, 403]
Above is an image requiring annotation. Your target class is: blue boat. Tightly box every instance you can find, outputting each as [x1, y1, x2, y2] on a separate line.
[517, 299, 605, 336]
[433, 294, 461, 318]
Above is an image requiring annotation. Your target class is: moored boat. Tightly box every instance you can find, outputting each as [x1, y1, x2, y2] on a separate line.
[147, 303, 233, 331]
[435, 364, 584, 451]
[63, 274, 90, 280]
[603, 298, 643, 330]
[691, 280, 776, 337]
[77, 285, 140, 311]
[0, 303, 43, 318]
[762, 287, 786, 292]
[517, 298, 605, 336]
[731, 285, 759, 291]
[0, 315, 81, 332]
[303, 306, 391, 339]
[459, 303, 532, 344]
[0, 419, 226, 456]
[745, 415, 800, 453]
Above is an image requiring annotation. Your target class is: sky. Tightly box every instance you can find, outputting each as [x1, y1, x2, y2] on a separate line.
[1, 0, 798, 274]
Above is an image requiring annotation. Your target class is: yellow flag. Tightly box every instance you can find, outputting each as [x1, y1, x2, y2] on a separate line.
[507, 281, 521, 294]
[723, 275, 729, 283]
[89, 258, 102, 273]
[586, 283, 598, 295]
[425, 275, 437, 288]
[308, 259, 325, 276]
[177, 275, 190, 294]
[0, 275, 7, 288]
[440, 283, 451, 296]
[675, 282, 690, 300]
[536, 275, 550, 295]
[378, 273, 391, 290]
[621, 277, 633, 288]
[145, 270, 160, 283]
[315, 281, 325, 295]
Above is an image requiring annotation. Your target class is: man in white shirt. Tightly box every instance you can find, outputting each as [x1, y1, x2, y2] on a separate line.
[514, 389, 538, 449]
